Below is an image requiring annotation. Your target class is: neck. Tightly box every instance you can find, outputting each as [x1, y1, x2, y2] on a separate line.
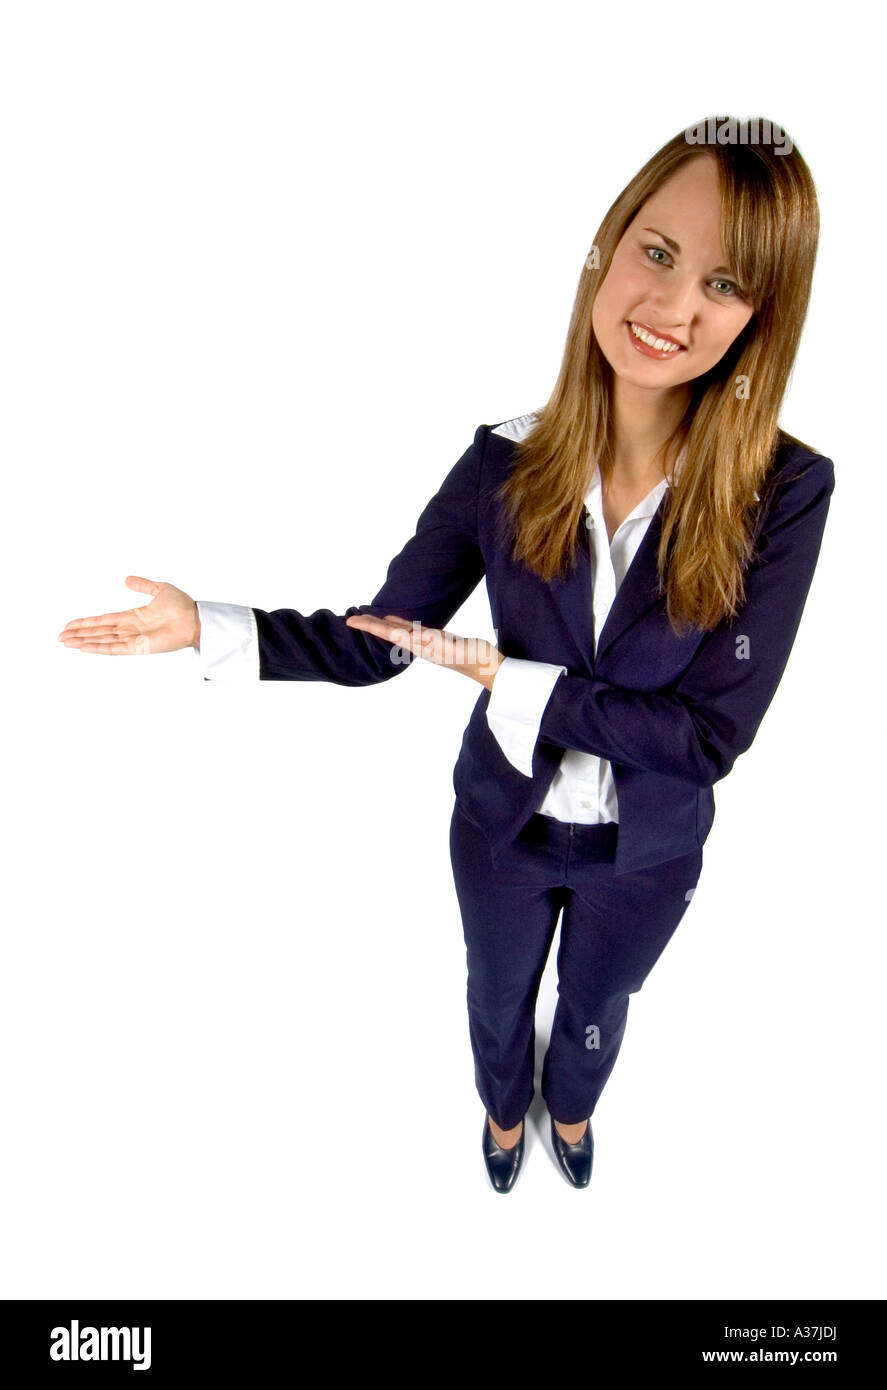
[610, 378, 691, 483]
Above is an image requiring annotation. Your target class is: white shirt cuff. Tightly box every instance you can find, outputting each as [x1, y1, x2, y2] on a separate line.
[195, 601, 260, 681]
[485, 656, 567, 776]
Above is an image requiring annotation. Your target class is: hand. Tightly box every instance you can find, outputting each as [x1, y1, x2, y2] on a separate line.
[57, 576, 200, 655]
[344, 612, 505, 690]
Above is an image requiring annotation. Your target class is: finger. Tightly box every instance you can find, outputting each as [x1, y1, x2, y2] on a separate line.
[60, 636, 151, 656]
[59, 631, 133, 647]
[382, 615, 426, 645]
[346, 612, 413, 629]
[125, 575, 162, 596]
[344, 614, 385, 632]
[61, 638, 149, 655]
[345, 614, 416, 645]
[58, 624, 132, 642]
[60, 613, 132, 632]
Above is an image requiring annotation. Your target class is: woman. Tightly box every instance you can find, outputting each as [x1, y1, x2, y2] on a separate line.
[58, 117, 835, 1195]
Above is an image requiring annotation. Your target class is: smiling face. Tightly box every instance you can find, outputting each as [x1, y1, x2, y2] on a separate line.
[591, 155, 756, 394]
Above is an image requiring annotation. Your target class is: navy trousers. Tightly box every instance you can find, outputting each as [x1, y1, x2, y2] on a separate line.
[449, 799, 704, 1129]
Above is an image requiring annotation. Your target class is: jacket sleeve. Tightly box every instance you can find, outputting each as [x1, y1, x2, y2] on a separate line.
[248, 424, 488, 684]
[534, 452, 835, 786]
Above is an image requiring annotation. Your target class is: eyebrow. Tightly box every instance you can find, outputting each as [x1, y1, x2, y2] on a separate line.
[641, 226, 734, 277]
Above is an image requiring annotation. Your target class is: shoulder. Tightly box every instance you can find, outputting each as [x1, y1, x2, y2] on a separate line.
[769, 431, 834, 489]
[476, 412, 541, 490]
[751, 433, 835, 557]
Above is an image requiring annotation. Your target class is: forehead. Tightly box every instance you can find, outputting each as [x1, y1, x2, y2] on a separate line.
[628, 159, 726, 249]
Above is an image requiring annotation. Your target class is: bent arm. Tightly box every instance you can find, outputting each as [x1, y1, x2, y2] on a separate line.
[531, 453, 835, 786]
[196, 426, 488, 684]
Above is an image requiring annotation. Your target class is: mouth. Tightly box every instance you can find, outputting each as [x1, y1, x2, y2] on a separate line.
[627, 320, 687, 358]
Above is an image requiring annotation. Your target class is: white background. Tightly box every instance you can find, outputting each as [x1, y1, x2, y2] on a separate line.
[2, 0, 883, 1300]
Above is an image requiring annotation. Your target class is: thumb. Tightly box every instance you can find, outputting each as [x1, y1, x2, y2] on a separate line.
[124, 575, 162, 597]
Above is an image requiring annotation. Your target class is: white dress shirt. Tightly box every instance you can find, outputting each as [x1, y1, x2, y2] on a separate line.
[192, 419, 685, 828]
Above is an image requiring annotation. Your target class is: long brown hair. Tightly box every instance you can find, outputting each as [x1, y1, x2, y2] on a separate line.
[494, 116, 823, 635]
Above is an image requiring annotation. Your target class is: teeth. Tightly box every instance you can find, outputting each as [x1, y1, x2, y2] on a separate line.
[630, 322, 682, 352]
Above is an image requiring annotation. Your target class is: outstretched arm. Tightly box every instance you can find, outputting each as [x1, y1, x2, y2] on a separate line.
[58, 426, 489, 686]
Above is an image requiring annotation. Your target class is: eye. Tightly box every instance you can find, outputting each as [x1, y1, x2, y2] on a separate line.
[643, 245, 749, 301]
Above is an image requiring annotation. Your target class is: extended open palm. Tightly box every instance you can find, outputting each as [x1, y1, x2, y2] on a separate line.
[57, 575, 200, 655]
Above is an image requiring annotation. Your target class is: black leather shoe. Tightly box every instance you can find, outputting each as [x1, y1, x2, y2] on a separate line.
[550, 1116, 593, 1188]
[482, 1114, 526, 1193]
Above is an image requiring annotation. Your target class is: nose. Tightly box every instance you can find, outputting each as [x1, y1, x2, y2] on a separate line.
[646, 273, 699, 330]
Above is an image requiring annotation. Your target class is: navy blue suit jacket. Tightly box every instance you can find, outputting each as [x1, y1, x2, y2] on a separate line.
[251, 421, 835, 875]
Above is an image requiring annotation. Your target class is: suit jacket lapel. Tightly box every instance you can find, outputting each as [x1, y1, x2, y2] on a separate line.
[594, 496, 667, 662]
[548, 508, 595, 674]
[552, 494, 669, 671]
